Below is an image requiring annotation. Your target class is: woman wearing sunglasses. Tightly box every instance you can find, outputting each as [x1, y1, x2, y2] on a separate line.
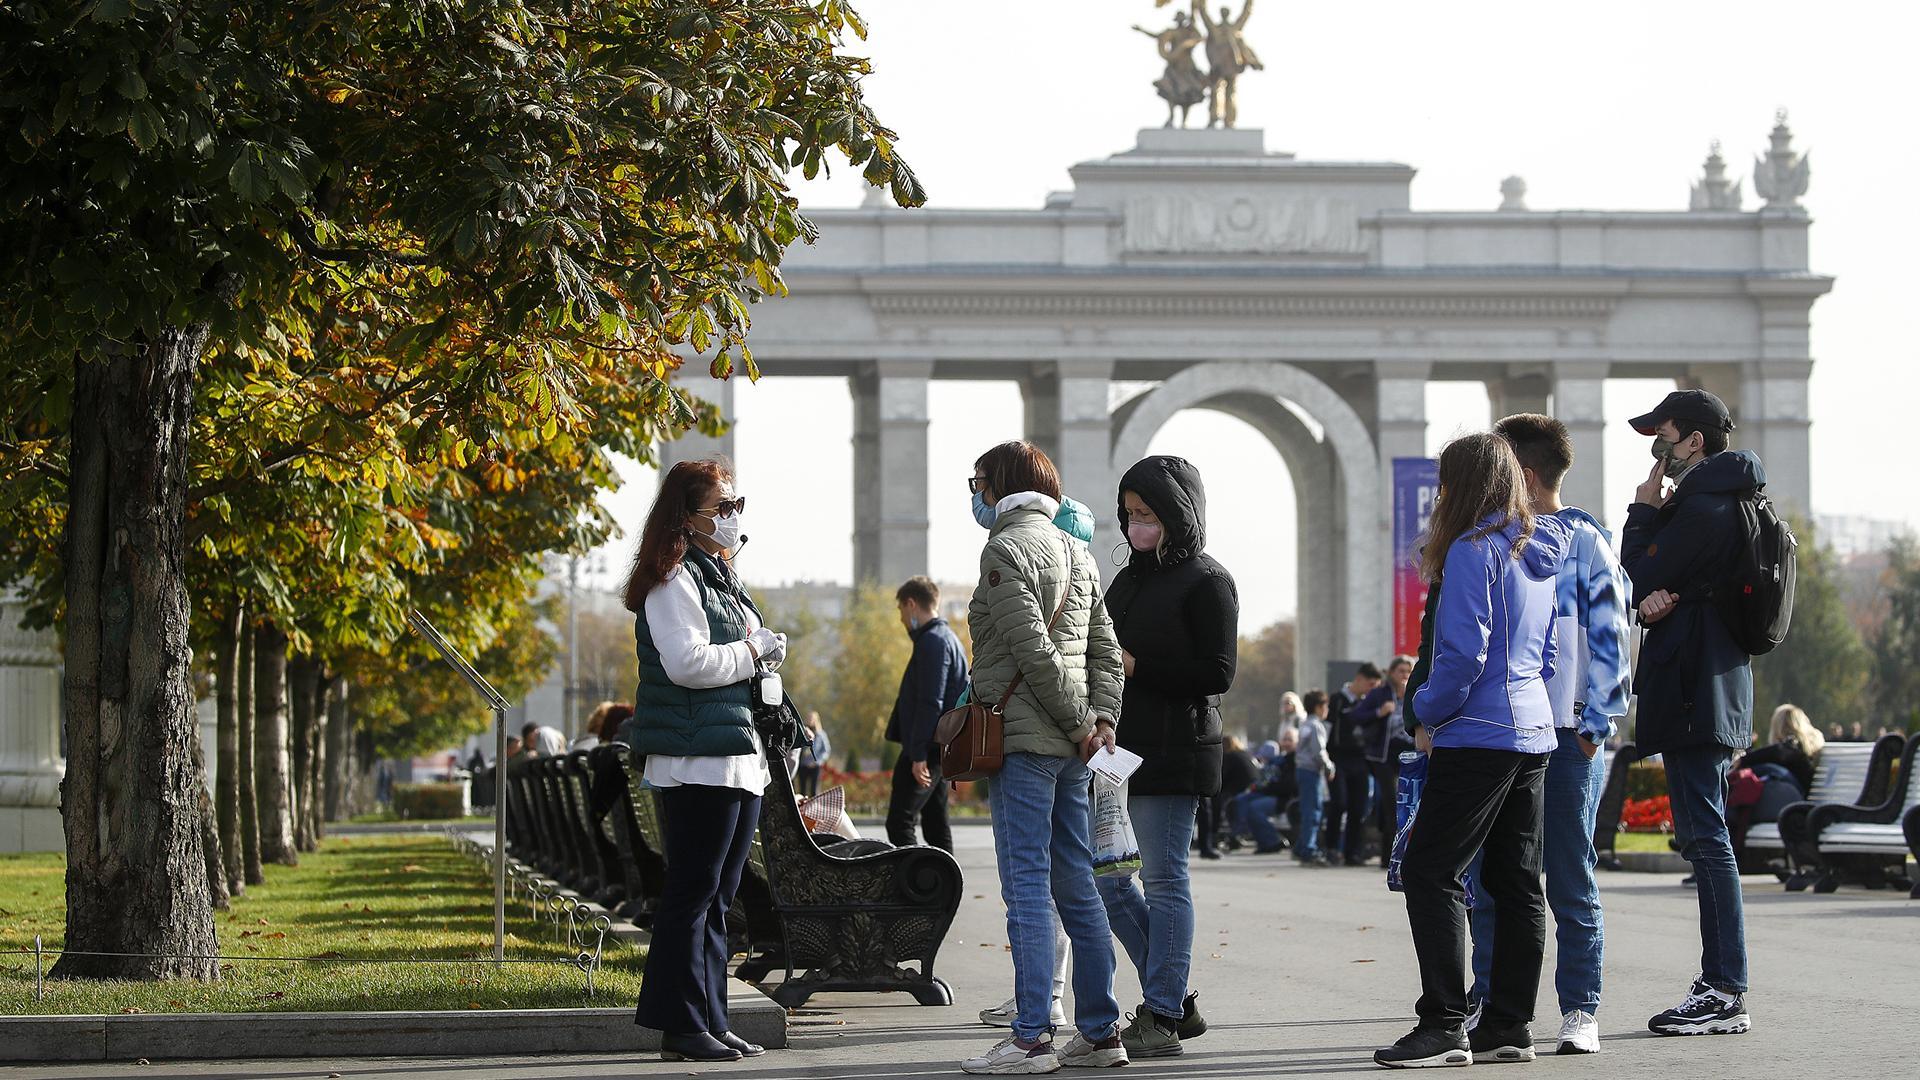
[620, 459, 785, 1063]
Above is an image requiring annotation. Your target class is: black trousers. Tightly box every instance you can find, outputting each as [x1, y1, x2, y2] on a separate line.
[886, 746, 952, 852]
[633, 783, 761, 1035]
[1195, 796, 1218, 851]
[1326, 752, 1373, 861]
[795, 764, 821, 799]
[1401, 747, 1549, 1032]
[1371, 756, 1404, 866]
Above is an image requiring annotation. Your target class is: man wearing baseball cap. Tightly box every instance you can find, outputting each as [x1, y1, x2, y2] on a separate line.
[1618, 388, 1761, 1037]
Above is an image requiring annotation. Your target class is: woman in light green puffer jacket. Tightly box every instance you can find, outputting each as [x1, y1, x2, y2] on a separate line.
[960, 441, 1128, 1074]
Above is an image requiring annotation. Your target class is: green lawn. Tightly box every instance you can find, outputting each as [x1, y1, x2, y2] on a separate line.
[1613, 831, 1676, 854]
[0, 835, 641, 1015]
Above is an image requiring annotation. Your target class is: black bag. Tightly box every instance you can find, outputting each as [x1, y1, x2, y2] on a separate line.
[1715, 488, 1797, 656]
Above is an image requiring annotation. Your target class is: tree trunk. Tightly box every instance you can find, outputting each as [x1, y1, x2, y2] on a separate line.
[213, 603, 244, 895]
[253, 622, 297, 865]
[194, 751, 230, 912]
[235, 613, 263, 885]
[51, 335, 219, 981]
[287, 654, 317, 853]
[323, 676, 350, 821]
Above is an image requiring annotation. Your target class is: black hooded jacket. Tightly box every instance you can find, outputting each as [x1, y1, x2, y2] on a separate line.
[1103, 456, 1240, 796]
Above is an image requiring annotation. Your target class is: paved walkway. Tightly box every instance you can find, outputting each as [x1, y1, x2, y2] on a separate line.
[17, 826, 1916, 1077]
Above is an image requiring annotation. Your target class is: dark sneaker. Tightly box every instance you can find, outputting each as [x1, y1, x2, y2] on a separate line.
[1119, 1006, 1182, 1058]
[1374, 1025, 1471, 1068]
[1057, 1031, 1128, 1068]
[1469, 1023, 1536, 1063]
[1648, 978, 1749, 1036]
[1178, 990, 1208, 1040]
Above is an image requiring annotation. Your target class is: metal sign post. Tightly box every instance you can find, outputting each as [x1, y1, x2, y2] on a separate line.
[407, 610, 511, 962]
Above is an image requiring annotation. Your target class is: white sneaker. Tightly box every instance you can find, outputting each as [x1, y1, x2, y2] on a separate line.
[980, 996, 1067, 1029]
[1057, 1031, 1129, 1068]
[962, 1033, 1060, 1074]
[1557, 1010, 1600, 1054]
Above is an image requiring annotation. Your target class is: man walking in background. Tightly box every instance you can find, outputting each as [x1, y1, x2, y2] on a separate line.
[885, 576, 968, 852]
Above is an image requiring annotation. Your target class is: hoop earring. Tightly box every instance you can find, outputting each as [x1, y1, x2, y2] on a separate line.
[1111, 541, 1130, 566]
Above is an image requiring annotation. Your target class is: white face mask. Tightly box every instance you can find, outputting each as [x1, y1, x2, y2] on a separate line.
[702, 510, 742, 551]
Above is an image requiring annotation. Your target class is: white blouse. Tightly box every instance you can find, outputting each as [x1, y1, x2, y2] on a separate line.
[638, 564, 771, 796]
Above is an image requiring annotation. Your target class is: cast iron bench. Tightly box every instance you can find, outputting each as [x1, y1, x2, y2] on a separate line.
[1801, 733, 1920, 896]
[1763, 735, 1901, 887]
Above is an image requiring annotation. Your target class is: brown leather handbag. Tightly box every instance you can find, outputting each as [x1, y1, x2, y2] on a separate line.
[936, 541, 1073, 781]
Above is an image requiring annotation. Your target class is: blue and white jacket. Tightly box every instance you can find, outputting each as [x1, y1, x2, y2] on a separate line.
[1546, 507, 1633, 745]
[1412, 512, 1570, 755]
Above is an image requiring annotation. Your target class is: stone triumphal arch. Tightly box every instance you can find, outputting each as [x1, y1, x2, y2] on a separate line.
[668, 125, 1829, 687]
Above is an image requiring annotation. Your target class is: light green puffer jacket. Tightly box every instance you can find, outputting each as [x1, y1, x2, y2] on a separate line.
[968, 500, 1125, 758]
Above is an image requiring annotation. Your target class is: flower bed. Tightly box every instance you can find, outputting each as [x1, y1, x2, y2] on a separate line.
[817, 765, 986, 817]
[1621, 794, 1673, 833]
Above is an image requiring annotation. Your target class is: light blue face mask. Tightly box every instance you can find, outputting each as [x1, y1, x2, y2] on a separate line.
[972, 490, 997, 530]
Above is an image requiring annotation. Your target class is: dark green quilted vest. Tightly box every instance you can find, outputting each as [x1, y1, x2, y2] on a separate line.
[624, 547, 760, 757]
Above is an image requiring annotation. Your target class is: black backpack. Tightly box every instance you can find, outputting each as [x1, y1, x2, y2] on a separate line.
[1716, 489, 1797, 656]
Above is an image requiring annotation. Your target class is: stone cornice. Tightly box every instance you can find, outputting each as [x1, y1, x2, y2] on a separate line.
[866, 291, 1615, 321]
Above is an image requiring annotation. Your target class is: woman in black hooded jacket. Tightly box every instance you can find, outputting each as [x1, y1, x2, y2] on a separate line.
[1097, 455, 1239, 1057]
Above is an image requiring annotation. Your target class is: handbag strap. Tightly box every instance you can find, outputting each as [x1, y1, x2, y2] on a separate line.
[991, 537, 1074, 715]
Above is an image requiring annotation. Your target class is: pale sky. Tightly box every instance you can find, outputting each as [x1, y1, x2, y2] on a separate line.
[583, 0, 1918, 630]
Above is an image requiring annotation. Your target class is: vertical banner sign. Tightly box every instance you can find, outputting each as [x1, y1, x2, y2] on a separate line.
[1392, 457, 1441, 657]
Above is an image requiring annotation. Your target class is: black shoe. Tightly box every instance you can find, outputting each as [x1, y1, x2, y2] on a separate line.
[661, 1031, 742, 1062]
[1344, 857, 1367, 868]
[1648, 977, 1750, 1036]
[1374, 1025, 1470, 1068]
[1223, 836, 1244, 852]
[1469, 1023, 1536, 1063]
[1198, 847, 1222, 860]
[1178, 990, 1208, 1040]
[1680, 873, 1697, 887]
[715, 1030, 765, 1057]
[1253, 843, 1285, 855]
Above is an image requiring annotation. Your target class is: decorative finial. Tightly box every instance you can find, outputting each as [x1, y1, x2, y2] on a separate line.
[1498, 175, 1528, 212]
[1754, 110, 1810, 209]
[1690, 140, 1743, 211]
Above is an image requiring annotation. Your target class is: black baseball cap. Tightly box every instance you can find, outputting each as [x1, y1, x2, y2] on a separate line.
[1629, 389, 1734, 437]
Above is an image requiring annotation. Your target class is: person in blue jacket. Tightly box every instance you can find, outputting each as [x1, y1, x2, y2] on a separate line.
[1375, 433, 1570, 1070]
[885, 576, 970, 851]
[1460, 414, 1633, 1056]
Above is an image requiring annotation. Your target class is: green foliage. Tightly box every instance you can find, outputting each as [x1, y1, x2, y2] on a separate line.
[0, 836, 641, 1014]
[0, 0, 921, 753]
[1869, 535, 1920, 733]
[823, 584, 915, 769]
[1221, 620, 1297, 741]
[1753, 520, 1869, 731]
[390, 783, 470, 820]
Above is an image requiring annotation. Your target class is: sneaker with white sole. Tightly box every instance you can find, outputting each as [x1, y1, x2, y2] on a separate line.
[1373, 1024, 1471, 1068]
[1469, 1023, 1535, 1063]
[1648, 978, 1749, 1036]
[1057, 1031, 1129, 1068]
[1119, 1006, 1182, 1058]
[962, 1033, 1060, 1074]
[1556, 1010, 1599, 1054]
[980, 996, 1067, 1029]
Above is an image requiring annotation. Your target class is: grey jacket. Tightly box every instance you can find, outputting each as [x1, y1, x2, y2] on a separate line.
[968, 500, 1125, 758]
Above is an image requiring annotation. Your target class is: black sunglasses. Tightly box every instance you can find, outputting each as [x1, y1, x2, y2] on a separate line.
[694, 496, 747, 517]
[967, 476, 987, 494]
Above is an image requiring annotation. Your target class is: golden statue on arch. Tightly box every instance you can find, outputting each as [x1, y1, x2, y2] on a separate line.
[1141, 1, 1263, 129]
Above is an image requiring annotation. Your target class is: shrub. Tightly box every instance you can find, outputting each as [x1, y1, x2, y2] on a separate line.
[391, 782, 468, 820]
[1621, 795, 1673, 833]
[1626, 761, 1667, 802]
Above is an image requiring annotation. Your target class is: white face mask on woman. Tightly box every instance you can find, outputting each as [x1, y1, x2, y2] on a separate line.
[702, 510, 742, 551]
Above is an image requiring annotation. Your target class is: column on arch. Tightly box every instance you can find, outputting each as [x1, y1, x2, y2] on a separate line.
[1739, 359, 1813, 517]
[1373, 362, 1429, 654]
[850, 360, 931, 584]
[1022, 359, 1117, 569]
[658, 373, 737, 471]
[1551, 362, 1610, 521]
[1485, 367, 1552, 421]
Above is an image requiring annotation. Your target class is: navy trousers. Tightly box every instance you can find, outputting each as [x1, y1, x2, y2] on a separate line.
[632, 783, 762, 1035]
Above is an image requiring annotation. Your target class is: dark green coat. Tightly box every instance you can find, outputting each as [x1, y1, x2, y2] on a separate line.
[622, 547, 760, 758]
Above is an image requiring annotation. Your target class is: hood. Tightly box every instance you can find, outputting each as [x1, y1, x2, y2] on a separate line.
[1677, 449, 1766, 497]
[1053, 496, 1097, 543]
[1552, 505, 1607, 536]
[1117, 455, 1207, 566]
[1486, 510, 1570, 580]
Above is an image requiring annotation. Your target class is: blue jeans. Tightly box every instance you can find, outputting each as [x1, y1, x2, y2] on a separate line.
[989, 752, 1121, 1041]
[1097, 794, 1197, 1019]
[1238, 793, 1284, 849]
[1295, 767, 1326, 858]
[1665, 744, 1748, 993]
[1470, 729, 1606, 1015]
